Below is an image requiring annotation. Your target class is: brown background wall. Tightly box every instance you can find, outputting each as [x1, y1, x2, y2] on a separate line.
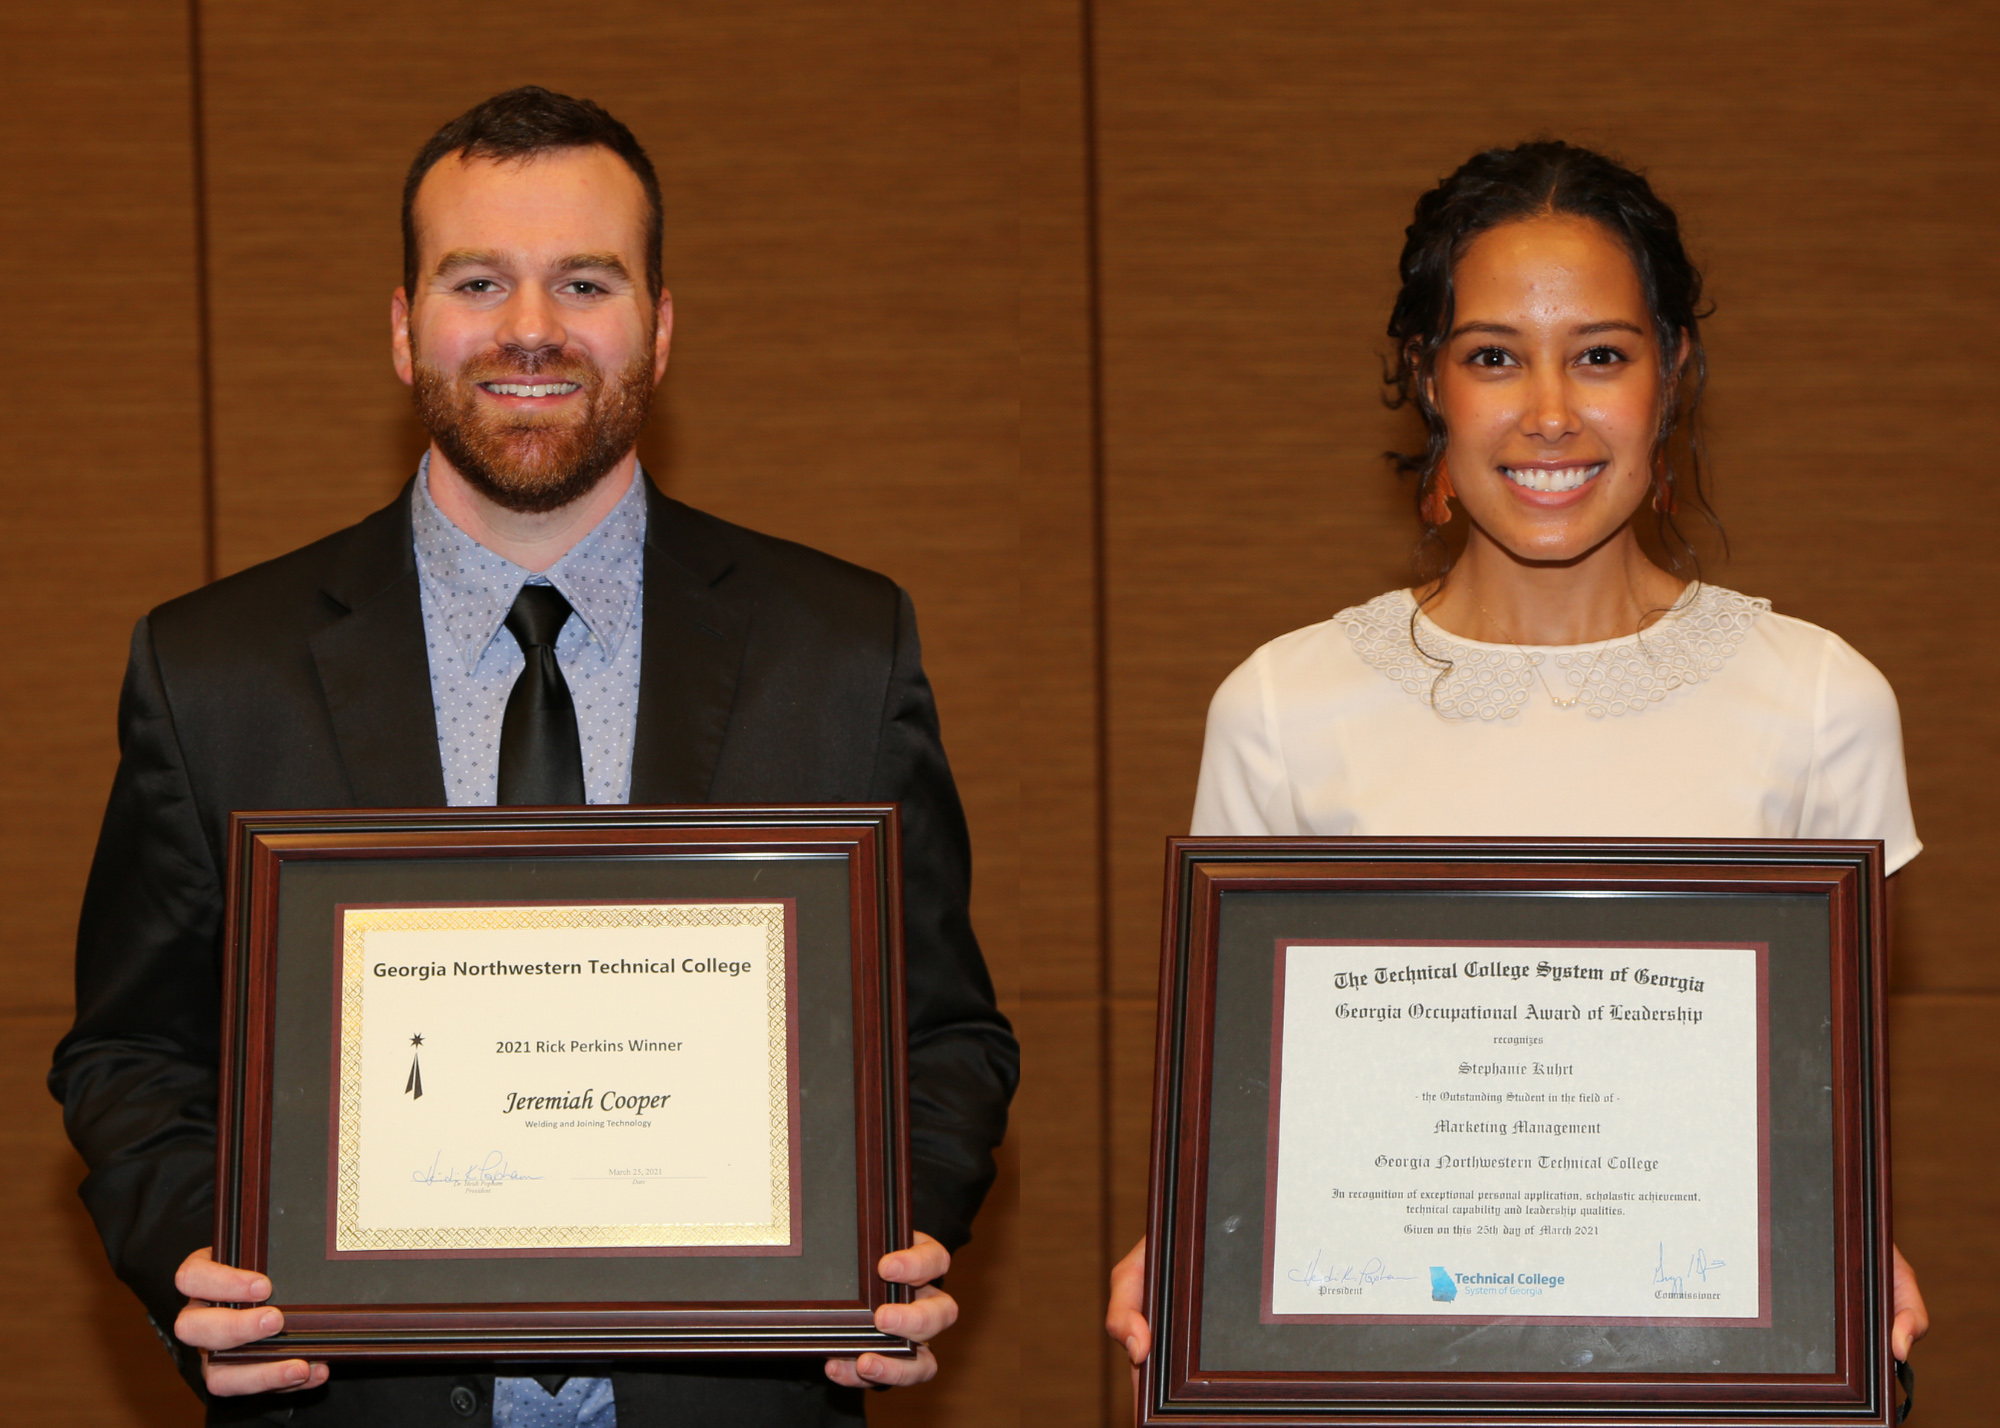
[3, 2, 1994, 1425]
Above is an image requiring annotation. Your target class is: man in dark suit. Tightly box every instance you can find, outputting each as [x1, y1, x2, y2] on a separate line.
[49, 87, 1015, 1426]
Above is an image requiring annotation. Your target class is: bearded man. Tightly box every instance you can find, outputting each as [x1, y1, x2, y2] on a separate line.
[50, 88, 1015, 1428]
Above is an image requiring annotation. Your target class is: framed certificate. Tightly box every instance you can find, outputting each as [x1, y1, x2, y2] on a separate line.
[1143, 838, 1901, 1426]
[212, 806, 913, 1363]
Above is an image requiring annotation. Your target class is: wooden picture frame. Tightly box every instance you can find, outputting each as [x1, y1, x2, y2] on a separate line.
[1142, 837, 1898, 1426]
[213, 805, 913, 1363]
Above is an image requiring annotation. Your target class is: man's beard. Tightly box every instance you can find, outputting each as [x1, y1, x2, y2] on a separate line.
[411, 342, 655, 515]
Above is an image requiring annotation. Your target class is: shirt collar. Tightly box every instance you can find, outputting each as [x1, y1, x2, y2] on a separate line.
[411, 453, 648, 672]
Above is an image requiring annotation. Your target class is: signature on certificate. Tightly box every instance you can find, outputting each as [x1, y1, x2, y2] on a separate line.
[1286, 1250, 1414, 1287]
[1653, 1241, 1726, 1295]
[412, 1149, 545, 1188]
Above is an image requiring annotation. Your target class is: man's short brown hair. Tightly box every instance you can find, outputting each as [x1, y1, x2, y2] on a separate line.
[402, 86, 663, 302]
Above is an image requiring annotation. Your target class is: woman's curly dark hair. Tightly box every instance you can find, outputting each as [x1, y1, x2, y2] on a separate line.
[1385, 140, 1719, 582]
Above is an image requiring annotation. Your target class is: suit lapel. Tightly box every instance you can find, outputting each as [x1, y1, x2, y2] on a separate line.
[628, 482, 751, 804]
[308, 485, 449, 808]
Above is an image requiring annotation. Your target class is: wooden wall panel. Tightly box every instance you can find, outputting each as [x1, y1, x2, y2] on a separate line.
[0, 2, 210, 1010]
[1016, 1001, 1106, 1423]
[196, 3, 1019, 1420]
[1091, 0, 2000, 1417]
[11, 1017, 203, 1426]
[1888, 996, 2000, 1426]
[1024, 0, 1103, 1002]
[1023, 0, 1112, 1421]
[0, 1, 210, 1421]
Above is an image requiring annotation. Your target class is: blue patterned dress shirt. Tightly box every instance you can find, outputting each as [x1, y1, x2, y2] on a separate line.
[412, 455, 646, 807]
[412, 453, 638, 1427]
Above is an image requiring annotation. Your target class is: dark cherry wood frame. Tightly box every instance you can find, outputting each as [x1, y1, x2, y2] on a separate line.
[213, 805, 913, 1363]
[1142, 838, 1896, 1427]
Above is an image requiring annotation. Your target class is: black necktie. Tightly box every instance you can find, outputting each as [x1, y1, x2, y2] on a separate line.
[496, 584, 586, 805]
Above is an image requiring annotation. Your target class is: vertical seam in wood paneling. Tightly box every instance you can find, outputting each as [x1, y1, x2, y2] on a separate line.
[185, 0, 217, 585]
[1080, 0, 1114, 1421]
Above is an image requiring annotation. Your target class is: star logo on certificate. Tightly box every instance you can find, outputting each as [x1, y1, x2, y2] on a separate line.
[405, 1033, 424, 1100]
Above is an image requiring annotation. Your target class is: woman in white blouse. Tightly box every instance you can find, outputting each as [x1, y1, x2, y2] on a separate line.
[1107, 140, 1928, 1368]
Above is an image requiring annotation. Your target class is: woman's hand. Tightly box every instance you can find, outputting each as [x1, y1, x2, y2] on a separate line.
[1106, 1237, 1150, 1365]
[1891, 1244, 1928, 1361]
[824, 1232, 957, 1389]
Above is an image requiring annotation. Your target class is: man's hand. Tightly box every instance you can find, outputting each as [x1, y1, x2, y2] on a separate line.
[825, 1231, 957, 1389]
[1891, 1243, 1928, 1362]
[174, 1247, 329, 1397]
[1106, 1237, 1150, 1366]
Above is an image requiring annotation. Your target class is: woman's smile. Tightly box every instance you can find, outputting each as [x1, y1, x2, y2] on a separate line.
[1499, 461, 1605, 495]
[1504, 458, 1608, 504]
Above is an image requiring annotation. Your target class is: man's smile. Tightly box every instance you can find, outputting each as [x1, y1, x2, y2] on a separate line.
[479, 380, 581, 399]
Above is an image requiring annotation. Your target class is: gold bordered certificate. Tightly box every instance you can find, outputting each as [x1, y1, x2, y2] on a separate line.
[331, 901, 800, 1257]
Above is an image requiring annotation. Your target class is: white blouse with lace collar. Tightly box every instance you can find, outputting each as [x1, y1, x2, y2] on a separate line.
[1190, 584, 1921, 871]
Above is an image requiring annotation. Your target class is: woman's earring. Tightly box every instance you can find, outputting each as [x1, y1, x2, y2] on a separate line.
[1650, 459, 1677, 516]
[1422, 460, 1455, 527]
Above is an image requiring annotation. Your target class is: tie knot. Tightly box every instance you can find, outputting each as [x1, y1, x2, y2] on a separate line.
[505, 583, 574, 651]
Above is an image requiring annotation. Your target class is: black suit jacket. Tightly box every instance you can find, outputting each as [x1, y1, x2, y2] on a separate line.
[49, 479, 1017, 1426]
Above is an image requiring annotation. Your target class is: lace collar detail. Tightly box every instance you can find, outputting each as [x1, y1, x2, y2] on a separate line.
[1339, 584, 1771, 721]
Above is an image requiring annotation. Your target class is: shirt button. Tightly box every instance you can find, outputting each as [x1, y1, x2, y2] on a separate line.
[449, 1383, 479, 1416]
